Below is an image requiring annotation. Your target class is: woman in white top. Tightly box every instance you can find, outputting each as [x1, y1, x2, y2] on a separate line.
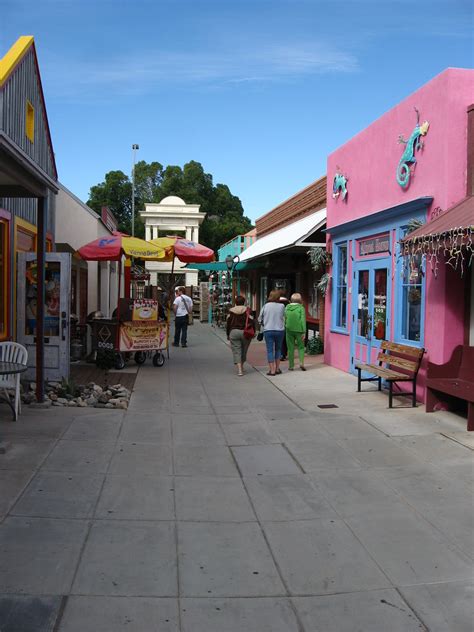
[258, 290, 285, 376]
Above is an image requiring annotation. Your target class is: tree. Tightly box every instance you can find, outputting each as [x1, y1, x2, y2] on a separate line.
[87, 160, 252, 252]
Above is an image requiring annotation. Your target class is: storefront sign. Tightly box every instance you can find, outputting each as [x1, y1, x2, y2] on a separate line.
[358, 233, 390, 257]
[101, 206, 118, 233]
[119, 321, 167, 351]
[118, 298, 161, 322]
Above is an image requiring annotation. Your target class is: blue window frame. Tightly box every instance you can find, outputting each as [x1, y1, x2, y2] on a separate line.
[395, 226, 425, 346]
[332, 241, 348, 331]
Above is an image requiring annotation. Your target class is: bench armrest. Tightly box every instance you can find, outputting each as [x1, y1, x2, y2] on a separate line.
[427, 345, 463, 379]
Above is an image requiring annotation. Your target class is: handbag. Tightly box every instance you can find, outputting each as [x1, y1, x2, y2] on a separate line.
[243, 308, 255, 340]
[181, 296, 193, 325]
[257, 331, 264, 341]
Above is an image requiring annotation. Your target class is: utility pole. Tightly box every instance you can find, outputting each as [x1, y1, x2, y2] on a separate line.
[131, 144, 139, 236]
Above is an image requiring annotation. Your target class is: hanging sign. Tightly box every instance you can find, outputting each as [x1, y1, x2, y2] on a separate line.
[358, 233, 390, 257]
[119, 321, 167, 351]
[101, 206, 118, 233]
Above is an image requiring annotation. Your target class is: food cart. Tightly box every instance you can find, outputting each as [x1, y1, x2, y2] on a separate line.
[78, 233, 169, 369]
[79, 233, 215, 369]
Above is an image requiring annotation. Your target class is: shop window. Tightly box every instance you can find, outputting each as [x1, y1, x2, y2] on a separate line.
[0, 221, 7, 337]
[26, 100, 35, 142]
[17, 226, 36, 252]
[308, 280, 320, 319]
[332, 242, 348, 330]
[396, 227, 425, 345]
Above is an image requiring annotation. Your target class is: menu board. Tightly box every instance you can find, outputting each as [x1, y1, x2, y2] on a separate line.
[118, 298, 161, 322]
[119, 321, 168, 351]
[118, 298, 168, 351]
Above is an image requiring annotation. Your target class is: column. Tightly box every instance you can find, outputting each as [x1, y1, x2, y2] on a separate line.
[145, 225, 151, 241]
[36, 196, 46, 402]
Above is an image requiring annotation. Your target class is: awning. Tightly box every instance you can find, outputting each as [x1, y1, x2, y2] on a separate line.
[184, 261, 263, 271]
[402, 196, 473, 277]
[239, 208, 326, 262]
[402, 196, 474, 243]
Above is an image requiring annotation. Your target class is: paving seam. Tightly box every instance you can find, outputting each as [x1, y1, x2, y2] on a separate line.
[186, 329, 307, 632]
[2, 411, 81, 525]
[209, 325, 307, 412]
[63, 402, 128, 602]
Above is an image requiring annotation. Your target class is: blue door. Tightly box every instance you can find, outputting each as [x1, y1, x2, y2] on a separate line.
[350, 260, 391, 373]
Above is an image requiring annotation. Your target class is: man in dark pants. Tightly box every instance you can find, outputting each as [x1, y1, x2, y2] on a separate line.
[172, 286, 193, 347]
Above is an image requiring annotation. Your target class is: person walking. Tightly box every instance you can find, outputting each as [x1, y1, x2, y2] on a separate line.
[258, 289, 285, 376]
[278, 290, 290, 361]
[226, 296, 254, 376]
[172, 286, 193, 347]
[285, 293, 307, 371]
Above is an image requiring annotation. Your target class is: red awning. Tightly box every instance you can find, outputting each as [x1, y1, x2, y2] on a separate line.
[403, 196, 474, 242]
[402, 196, 473, 277]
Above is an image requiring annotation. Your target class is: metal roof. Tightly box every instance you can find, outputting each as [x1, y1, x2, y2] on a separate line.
[239, 208, 326, 262]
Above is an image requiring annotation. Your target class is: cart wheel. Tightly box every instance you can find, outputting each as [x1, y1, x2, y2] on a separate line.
[153, 352, 165, 367]
[134, 351, 146, 365]
[114, 353, 126, 370]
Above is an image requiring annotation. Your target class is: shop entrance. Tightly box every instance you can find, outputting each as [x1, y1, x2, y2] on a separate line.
[17, 252, 72, 381]
[350, 260, 391, 373]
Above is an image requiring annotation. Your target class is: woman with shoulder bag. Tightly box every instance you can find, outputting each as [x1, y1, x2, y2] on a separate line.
[226, 296, 254, 376]
[258, 290, 285, 376]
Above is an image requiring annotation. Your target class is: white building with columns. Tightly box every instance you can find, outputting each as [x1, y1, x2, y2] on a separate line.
[141, 196, 206, 287]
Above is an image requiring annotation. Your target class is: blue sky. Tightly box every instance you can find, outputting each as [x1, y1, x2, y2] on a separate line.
[1, 0, 473, 221]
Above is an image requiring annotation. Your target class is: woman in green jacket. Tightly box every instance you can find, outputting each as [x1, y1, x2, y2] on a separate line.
[284, 293, 306, 371]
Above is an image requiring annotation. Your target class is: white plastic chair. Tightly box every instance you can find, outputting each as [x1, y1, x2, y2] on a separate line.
[0, 342, 28, 421]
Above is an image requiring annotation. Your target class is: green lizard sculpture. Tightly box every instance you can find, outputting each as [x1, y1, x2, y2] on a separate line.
[397, 108, 429, 188]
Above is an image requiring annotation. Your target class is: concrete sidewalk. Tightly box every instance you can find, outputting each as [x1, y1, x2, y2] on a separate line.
[0, 322, 472, 631]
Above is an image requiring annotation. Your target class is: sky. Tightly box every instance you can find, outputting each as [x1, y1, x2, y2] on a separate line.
[1, 0, 473, 222]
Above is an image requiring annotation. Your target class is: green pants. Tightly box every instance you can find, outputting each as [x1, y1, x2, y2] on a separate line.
[286, 330, 305, 368]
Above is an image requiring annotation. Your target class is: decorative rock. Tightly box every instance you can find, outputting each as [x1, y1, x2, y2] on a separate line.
[22, 378, 131, 409]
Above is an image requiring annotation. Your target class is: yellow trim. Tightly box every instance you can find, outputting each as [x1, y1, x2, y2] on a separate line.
[0, 36, 34, 87]
[0, 219, 8, 340]
[26, 100, 35, 142]
[13, 218, 37, 339]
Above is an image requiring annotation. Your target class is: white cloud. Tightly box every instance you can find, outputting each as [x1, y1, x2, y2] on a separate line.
[42, 42, 358, 100]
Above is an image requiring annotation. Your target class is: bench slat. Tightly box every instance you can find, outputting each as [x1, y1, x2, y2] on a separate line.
[381, 340, 424, 359]
[377, 353, 419, 372]
[355, 363, 411, 380]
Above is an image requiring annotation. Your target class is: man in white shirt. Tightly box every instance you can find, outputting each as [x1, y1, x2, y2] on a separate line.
[172, 286, 193, 347]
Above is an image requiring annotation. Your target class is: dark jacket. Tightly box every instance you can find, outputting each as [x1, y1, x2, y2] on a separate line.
[226, 305, 253, 337]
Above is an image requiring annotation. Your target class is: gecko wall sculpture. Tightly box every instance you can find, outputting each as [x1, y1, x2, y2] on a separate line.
[396, 108, 429, 188]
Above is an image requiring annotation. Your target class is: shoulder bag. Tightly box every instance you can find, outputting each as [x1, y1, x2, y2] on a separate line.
[243, 308, 255, 340]
[181, 296, 194, 325]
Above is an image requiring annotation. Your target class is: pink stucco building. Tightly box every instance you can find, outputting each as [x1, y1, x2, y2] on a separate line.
[324, 68, 474, 403]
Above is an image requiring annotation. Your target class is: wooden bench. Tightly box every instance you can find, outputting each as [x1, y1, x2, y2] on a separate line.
[355, 341, 425, 408]
[426, 345, 474, 431]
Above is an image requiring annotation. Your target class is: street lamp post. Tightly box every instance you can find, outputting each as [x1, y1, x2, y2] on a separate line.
[131, 144, 139, 236]
[225, 254, 240, 301]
